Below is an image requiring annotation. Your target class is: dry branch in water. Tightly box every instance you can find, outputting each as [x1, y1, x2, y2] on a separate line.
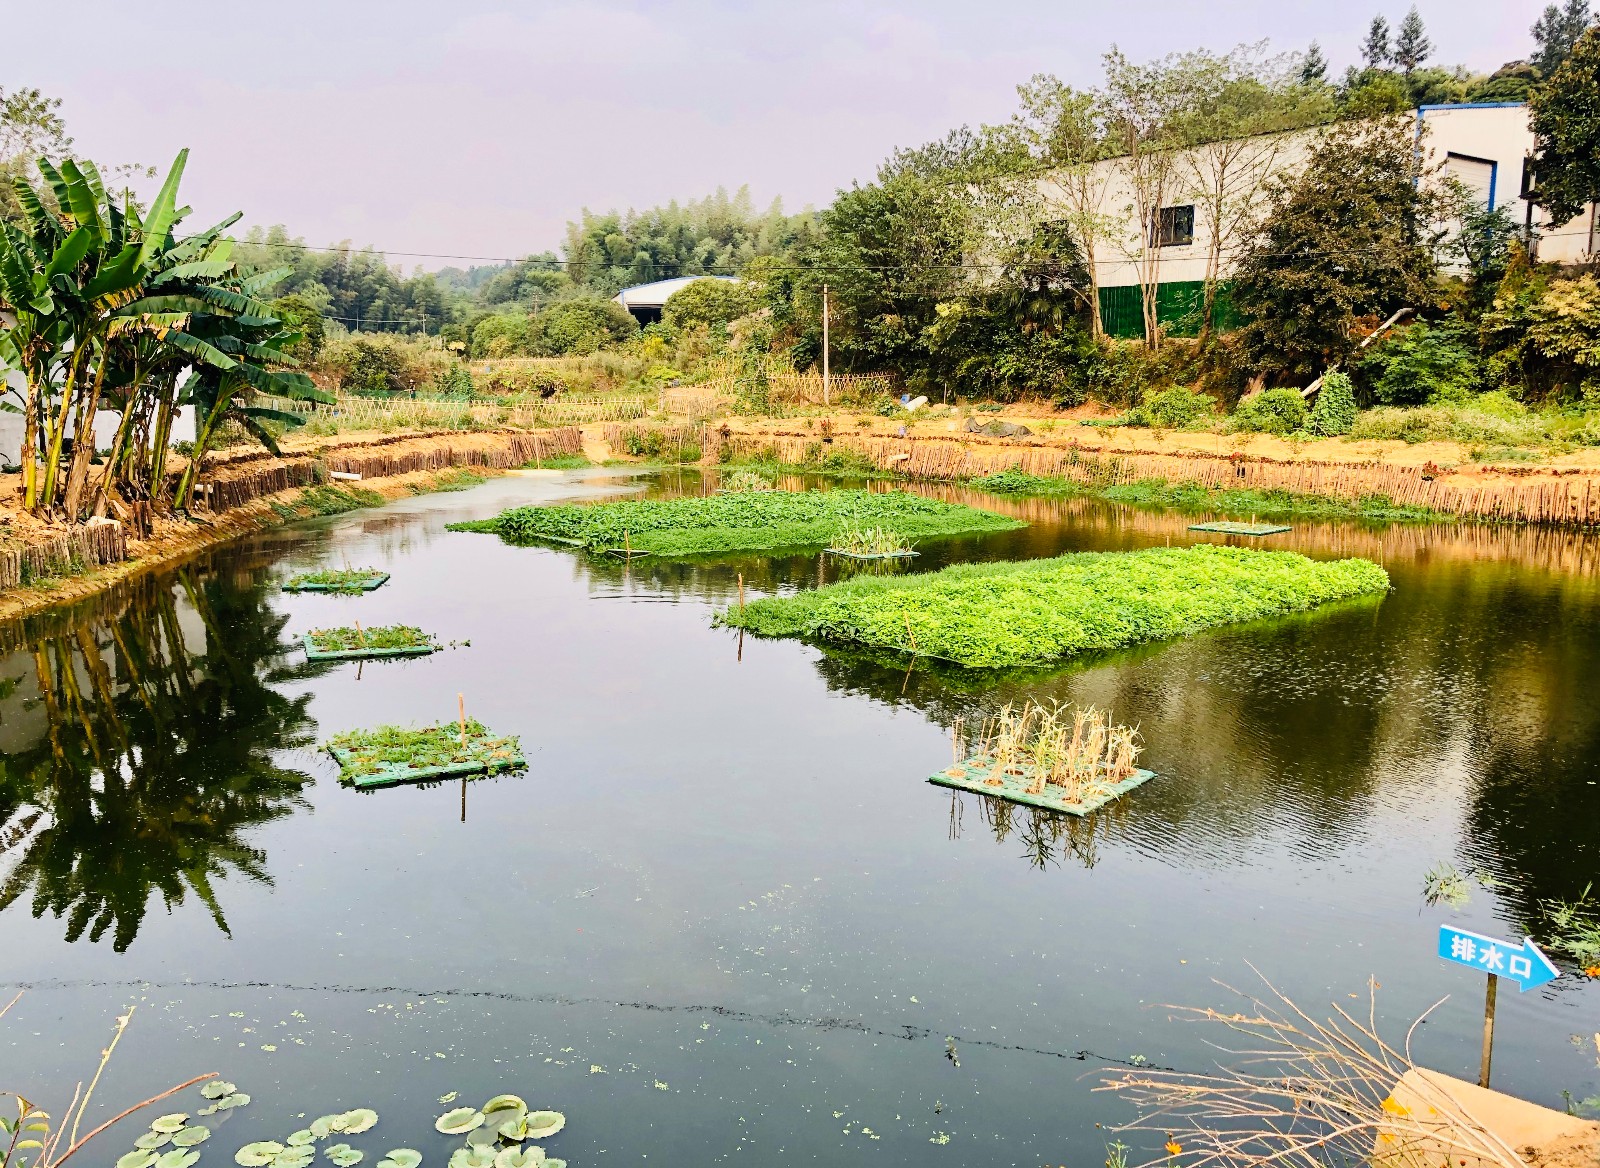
[1098, 973, 1530, 1168]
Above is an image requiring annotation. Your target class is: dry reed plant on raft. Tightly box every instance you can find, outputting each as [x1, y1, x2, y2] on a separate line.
[1097, 974, 1528, 1168]
[962, 702, 1143, 804]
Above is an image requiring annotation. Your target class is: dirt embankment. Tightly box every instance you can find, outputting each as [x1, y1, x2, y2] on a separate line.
[0, 426, 581, 621]
[709, 414, 1600, 527]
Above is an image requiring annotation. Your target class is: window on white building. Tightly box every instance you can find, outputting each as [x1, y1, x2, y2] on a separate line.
[1151, 205, 1195, 247]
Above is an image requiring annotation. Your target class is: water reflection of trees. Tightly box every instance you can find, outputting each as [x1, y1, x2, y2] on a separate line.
[0, 561, 315, 951]
[945, 788, 1118, 871]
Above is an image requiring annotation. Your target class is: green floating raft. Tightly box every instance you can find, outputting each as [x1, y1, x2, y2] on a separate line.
[284, 570, 391, 594]
[327, 720, 526, 789]
[1188, 521, 1290, 536]
[301, 635, 436, 663]
[929, 755, 1156, 816]
[824, 548, 919, 561]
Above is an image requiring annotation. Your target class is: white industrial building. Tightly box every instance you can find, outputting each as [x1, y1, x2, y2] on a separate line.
[1036, 102, 1598, 337]
[612, 275, 742, 326]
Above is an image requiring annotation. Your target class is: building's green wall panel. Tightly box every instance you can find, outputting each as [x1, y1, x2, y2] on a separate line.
[1097, 281, 1238, 339]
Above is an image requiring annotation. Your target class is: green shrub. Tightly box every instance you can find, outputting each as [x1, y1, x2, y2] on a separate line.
[470, 313, 533, 359]
[432, 363, 475, 398]
[271, 294, 326, 362]
[1355, 319, 1480, 405]
[1347, 403, 1549, 445]
[1136, 386, 1215, 429]
[530, 298, 639, 356]
[337, 338, 410, 396]
[481, 366, 568, 397]
[1233, 388, 1308, 435]
[662, 278, 756, 332]
[1307, 371, 1358, 436]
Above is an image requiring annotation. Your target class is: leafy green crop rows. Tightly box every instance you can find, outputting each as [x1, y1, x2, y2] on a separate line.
[448, 489, 1021, 557]
[719, 544, 1389, 668]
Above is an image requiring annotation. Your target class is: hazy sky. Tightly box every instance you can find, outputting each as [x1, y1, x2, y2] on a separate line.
[13, 0, 1552, 268]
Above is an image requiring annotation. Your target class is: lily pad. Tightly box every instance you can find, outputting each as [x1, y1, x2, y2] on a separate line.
[481, 1096, 526, 1118]
[118, 1151, 158, 1168]
[324, 1144, 363, 1167]
[437, 1093, 459, 1106]
[201, 1082, 238, 1100]
[237, 1142, 287, 1167]
[434, 1109, 484, 1136]
[448, 1150, 494, 1168]
[495, 1117, 527, 1143]
[376, 1151, 422, 1168]
[464, 1127, 498, 1150]
[286, 1131, 317, 1147]
[339, 1111, 379, 1136]
[135, 1133, 173, 1151]
[171, 1128, 211, 1148]
[275, 1149, 316, 1168]
[521, 1114, 565, 1141]
[310, 1117, 338, 1140]
[494, 1149, 543, 1168]
[216, 1093, 252, 1111]
[157, 1151, 201, 1168]
[152, 1116, 190, 1134]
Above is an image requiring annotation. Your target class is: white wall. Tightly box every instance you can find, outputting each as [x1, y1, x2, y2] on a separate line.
[1038, 104, 1597, 291]
[0, 403, 196, 467]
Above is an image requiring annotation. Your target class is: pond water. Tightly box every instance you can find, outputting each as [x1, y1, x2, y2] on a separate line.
[3, 468, 1599, 1167]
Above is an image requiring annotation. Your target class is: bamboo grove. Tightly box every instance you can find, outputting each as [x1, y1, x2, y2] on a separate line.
[0, 149, 331, 520]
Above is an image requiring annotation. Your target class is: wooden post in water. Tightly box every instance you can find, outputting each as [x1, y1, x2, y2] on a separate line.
[737, 573, 745, 615]
[458, 692, 467, 748]
[1479, 972, 1498, 1087]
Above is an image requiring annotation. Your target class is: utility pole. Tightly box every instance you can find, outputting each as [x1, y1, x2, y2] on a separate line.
[821, 283, 831, 408]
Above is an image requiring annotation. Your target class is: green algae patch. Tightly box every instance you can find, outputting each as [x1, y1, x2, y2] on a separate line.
[446, 489, 1022, 558]
[326, 719, 525, 788]
[719, 544, 1389, 669]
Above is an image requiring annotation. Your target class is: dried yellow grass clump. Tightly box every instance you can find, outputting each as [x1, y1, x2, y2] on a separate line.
[966, 701, 1143, 803]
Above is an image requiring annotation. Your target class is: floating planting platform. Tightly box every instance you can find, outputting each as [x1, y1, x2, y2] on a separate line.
[825, 548, 919, 560]
[930, 755, 1156, 816]
[284, 569, 391, 594]
[326, 720, 525, 788]
[302, 625, 438, 662]
[1188, 521, 1291, 536]
[447, 488, 1021, 558]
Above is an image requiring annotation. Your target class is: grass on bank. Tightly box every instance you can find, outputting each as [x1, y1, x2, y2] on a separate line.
[970, 468, 1447, 523]
[447, 488, 1022, 557]
[719, 544, 1389, 668]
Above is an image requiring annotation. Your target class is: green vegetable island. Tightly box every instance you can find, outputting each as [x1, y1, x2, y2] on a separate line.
[303, 625, 438, 661]
[326, 721, 526, 788]
[447, 489, 1022, 557]
[719, 545, 1390, 668]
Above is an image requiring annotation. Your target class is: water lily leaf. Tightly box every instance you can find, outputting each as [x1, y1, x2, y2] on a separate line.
[136, 1133, 173, 1150]
[157, 1151, 201, 1168]
[118, 1151, 157, 1168]
[521, 1114, 564, 1141]
[434, 1109, 483, 1136]
[448, 1150, 494, 1168]
[338, 1110, 378, 1136]
[310, 1117, 338, 1140]
[216, 1093, 252, 1111]
[376, 1150, 422, 1168]
[171, 1127, 210, 1147]
[237, 1142, 287, 1167]
[152, 1116, 190, 1134]
[275, 1149, 316, 1167]
[201, 1082, 237, 1100]
[480, 1097, 525, 1118]
[494, 1148, 544, 1168]
[286, 1131, 317, 1147]
[437, 1093, 458, 1106]
[495, 1117, 526, 1143]
[464, 1127, 498, 1150]
[198, 1105, 219, 1118]
[324, 1144, 363, 1167]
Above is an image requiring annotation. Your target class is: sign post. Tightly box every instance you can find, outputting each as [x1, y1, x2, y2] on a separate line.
[1436, 925, 1559, 1087]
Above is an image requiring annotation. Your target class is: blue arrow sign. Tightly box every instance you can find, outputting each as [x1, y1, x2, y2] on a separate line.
[1438, 925, 1560, 992]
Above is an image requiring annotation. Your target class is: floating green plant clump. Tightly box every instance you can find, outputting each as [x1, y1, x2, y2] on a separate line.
[304, 625, 438, 661]
[447, 489, 1021, 558]
[826, 520, 916, 559]
[284, 568, 390, 594]
[433, 1095, 568, 1168]
[931, 702, 1153, 815]
[326, 719, 525, 788]
[720, 469, 774, 492]
[720, 544, 1389, 668]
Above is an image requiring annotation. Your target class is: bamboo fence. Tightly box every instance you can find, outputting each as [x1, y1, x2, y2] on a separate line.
[718, 429, 1600, 527]
[0, 522, 128, 591]
[265, 393, 652, 430]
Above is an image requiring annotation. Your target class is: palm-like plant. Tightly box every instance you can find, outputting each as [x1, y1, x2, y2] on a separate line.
[0, 149, 331, 519]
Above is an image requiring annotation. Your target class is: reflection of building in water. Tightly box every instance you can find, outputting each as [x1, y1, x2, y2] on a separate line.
[0, 560, 316, 951]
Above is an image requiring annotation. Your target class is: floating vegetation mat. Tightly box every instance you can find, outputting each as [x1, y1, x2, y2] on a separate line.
[1188, 521, 1292, 536]
[826, 519, 917, 559]
[326, 719, 525, 788]
[826, 548, 919, 560]
[303, 625, 438, 662]
[720, 544, 1389, 668]
[283, 569, 390, 594]
[930, 702, 1154, 815]
[447, 488, 1021, 558]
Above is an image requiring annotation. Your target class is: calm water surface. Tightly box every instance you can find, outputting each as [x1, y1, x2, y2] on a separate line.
[3, 468, 1598, 1166]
